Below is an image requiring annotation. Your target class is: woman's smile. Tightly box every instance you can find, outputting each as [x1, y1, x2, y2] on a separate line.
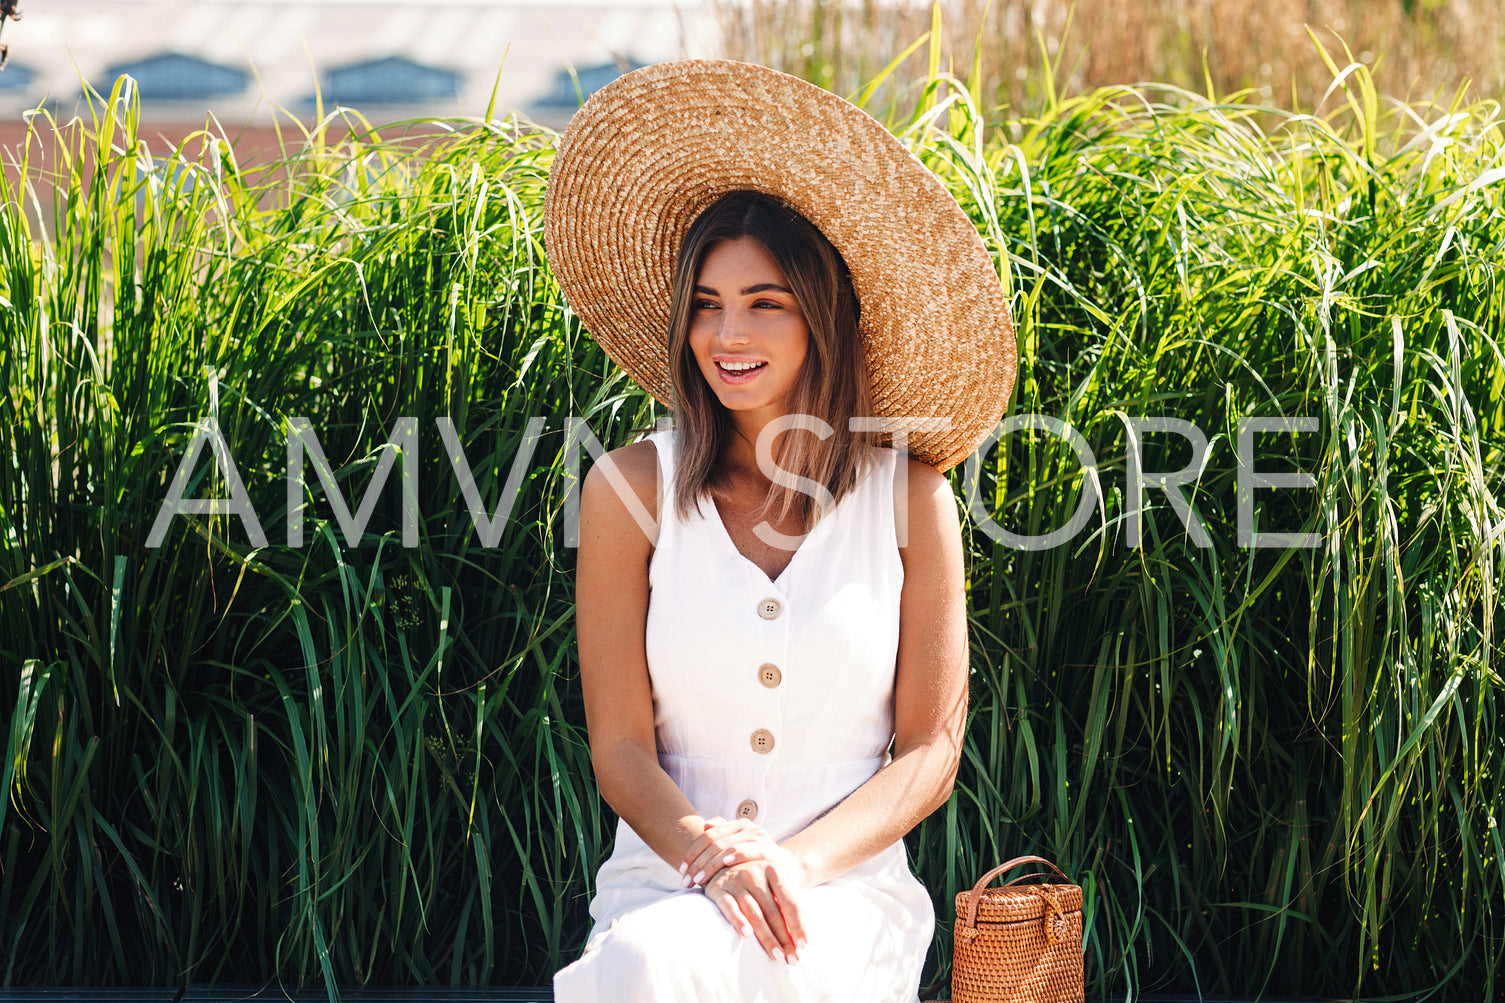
[712, 357, 767, 383]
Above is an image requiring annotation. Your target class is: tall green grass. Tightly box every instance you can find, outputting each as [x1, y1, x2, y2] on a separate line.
[0, 83, 650, 991]
[903, 40, 1504, 998]
[2, 44, 1502, 1001]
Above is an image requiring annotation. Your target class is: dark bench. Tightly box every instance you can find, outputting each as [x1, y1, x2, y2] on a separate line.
[0, 989, 1350, 1002]
[0, 991, 553, 1002]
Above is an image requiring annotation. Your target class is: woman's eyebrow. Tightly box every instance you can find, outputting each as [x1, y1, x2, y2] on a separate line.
[693, 282, 793, 295]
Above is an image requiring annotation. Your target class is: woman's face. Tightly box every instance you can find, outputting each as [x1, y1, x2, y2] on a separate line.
[687, 236, 811, 422]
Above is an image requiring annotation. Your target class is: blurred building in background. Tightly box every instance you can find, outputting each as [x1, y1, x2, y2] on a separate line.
[0, 0, 714, 153]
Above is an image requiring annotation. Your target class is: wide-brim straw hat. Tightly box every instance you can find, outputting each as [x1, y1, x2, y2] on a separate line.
[543, 59, 1016, 472]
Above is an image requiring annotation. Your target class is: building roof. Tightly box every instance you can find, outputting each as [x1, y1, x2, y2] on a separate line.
[0, 0, 715, 129]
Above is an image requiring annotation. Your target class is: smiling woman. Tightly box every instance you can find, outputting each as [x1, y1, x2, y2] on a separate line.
[542, 59, 1017, 1002]
[671, 192, 871, 541]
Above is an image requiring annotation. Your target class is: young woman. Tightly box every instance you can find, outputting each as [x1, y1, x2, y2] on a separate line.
[544, 61, 1016, 1003]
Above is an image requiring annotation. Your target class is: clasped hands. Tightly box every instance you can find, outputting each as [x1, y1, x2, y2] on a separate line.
[679, 816, 808, 965]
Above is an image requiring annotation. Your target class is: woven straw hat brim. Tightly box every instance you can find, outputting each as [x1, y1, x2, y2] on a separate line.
[544, 59, 1016, 472]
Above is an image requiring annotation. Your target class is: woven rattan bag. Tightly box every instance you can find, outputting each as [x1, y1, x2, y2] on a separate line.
[951, 856, 1084, 1003]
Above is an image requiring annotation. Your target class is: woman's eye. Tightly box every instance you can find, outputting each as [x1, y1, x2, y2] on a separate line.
[693, 299, 718, 311]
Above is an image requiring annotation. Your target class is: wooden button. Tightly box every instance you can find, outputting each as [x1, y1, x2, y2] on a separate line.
[750, 729, 775, 754]
[736, 799, 759, 820]
[758, 663, 782, 688]
[756, 598, 782, 620]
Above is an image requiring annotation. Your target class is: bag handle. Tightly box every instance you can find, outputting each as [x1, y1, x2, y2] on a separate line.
[958, 856, 1072, 936]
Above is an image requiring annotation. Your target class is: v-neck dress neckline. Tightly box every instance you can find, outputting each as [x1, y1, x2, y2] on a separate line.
[701, 456, 876, 590]
[704, 496, 807, 590]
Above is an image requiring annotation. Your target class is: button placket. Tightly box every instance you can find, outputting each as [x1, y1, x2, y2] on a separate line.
[746, 593, 785, 825]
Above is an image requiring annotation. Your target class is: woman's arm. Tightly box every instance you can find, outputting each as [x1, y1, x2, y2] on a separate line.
[576, 442, 709, 867]
[580, 440, 809, 962]
[783, 457, 968, 884]
[690, 458, 968, 889]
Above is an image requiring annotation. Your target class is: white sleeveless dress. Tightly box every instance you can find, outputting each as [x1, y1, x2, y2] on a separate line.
[552, 428, 934, 1003]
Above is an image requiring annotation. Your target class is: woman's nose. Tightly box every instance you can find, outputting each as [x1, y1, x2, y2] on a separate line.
[715, 307, 751, 346]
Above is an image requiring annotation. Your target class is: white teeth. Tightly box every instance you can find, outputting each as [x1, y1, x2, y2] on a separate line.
[719, 361, 765, 372]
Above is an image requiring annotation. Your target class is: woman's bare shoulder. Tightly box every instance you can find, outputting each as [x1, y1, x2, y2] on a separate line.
[900, 455, 948, 497]
[581, 438, 661, 546]
[894, 455, 960, 556]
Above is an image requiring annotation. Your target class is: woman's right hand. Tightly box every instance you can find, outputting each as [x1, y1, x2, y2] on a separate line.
[679, 816, 774, 888]
[701, 851, 808, 965]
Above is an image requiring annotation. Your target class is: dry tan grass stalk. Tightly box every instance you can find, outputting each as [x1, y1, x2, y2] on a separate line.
[714, 0, 1505, 115]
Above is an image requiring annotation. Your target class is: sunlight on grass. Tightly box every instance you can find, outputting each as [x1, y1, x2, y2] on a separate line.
[1, 35, 1501, 1000]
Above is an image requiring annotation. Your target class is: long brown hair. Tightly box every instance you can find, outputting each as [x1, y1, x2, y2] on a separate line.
[666, 191, 875, 531]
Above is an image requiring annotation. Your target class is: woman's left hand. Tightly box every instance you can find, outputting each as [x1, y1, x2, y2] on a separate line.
[679, 816, 780, 888]
[702, 851, 809, 963]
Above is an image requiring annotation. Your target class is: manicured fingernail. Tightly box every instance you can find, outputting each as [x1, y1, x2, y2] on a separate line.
[722, 854, 736, 865]
[692, 871, 705, 885]
[740, 925, 752, 937]
[771, 948, 785, 963]
[678, 862, 687, 875]
[797, 938, 808, 950]
[681, 876, 691, 888]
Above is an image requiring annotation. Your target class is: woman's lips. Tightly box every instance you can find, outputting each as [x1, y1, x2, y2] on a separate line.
[715, 360, 767, 384]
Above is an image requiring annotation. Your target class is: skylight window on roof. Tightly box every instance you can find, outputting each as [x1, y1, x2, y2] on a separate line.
[536, 61, 645, 107]
[317, 57, 461, 106]
[103, 52, 249, 100]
